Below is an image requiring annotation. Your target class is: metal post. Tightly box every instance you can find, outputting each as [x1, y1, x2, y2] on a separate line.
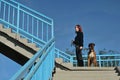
[70, 56, 73, 65]
[99, 55, 101, 67]
[8, 5, 10, 28]
[3, 3, 6, 20]
[22, 12, 24, 30]
[0, 1, 2, 17]
[46, 24, 48, 41]
[42, 22, 43, 40]
[27, 15, 29, 33]
[17, 4, 20, 33]
[37, 20, 39, 38]
[32, 17, 34, 42]
[12, 8, 15, 25]
[51, 20, 54, 38]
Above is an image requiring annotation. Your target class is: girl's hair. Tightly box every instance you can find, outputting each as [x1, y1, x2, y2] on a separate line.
[75, 24, 82, 32]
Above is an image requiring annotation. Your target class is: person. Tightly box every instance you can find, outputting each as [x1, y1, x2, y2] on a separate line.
[72, 24, 84, 67]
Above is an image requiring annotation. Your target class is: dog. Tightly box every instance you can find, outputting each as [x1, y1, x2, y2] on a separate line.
[88, 43, 97, 67]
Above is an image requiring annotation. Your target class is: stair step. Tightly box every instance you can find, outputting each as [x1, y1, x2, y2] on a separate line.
[0, 24, 40, 52]
[53, 68, 120, 80]
[15, 46, 33, 58]
[27, 43, 40, 51]
[62, 63, 73, 68]
[55, 70, 116, 75]
[55, 58, 63, 64]
[0, 25, 21, 40]
[19, 37, 28, 43]
[33, 47, 40, 51]
[5, 41, 15, 49]
[0, 24, 3, 30]
[7, 32, 21, 40]
[70, 67, 115, 71]
[0, 35, 7, 43]
[0, 34, 34, 57]
[53, 76, 119, 80]
[2, 40, 34, 58]
[28, 43, 36, 47]
[27, 43, 36, 48]
[18, 37, 39, 51]
[2, 28, 12, 34]
[8, 32, 16, 39]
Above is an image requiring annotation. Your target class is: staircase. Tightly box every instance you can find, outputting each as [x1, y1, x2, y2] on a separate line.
[53, 67, 119, 80]
[0, 24, 40, 65]
[0, 0, 55, 79]
[54, 58, 120, 80]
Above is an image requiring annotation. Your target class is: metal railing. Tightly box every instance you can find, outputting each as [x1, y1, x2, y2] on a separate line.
[0, 0, 55, 80]
[0, 0, 54, 47]
[73, 54, 120, 67]
[55, 48, 73, 63]
[55, 49, 120, 67]
[10, 38, 55, 80]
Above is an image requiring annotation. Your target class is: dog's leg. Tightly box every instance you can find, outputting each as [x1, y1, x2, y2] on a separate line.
[93, 59, 97, 67]
[93, 52, 97, 67]
[88, 57, 90, 67]
[93, 56, 97, 67]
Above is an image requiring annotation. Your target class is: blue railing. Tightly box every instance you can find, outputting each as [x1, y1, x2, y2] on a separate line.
[73, 54, 120, 67]
[0, 0, 54, 47]
[0, 0, 55, 80]
[55, 49, 120, 67]
[10, 38, 55, 80]
[55, 48, 73, 63]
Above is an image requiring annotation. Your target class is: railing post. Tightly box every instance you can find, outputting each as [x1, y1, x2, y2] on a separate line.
[99, 55, 101, 67]
[47, 24, 48, 41]
[3, 2, 6, 20]
[56, 49, 60, 58]
[17, 4, 20, 34]
[70, 56, 73, 65]
[0, 1, 1, 12]
[51, 20, 54, 38]
[42, 22, 43, 40]
[8, 5, 10, 28]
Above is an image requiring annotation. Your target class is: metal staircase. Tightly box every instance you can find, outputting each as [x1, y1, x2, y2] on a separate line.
[0, 24, 39, 65]
[0, 0, 55, 80]
[0, 0, 120, 80]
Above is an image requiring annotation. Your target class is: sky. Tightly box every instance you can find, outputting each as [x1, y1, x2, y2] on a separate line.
[0, 0, 120, 79]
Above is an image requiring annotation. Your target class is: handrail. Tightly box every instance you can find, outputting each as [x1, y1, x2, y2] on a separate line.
[11, 0, 53, 22]
[10, 38, 55, 80]
[55, 48, 73, 63]
[55, 50, 120, 67]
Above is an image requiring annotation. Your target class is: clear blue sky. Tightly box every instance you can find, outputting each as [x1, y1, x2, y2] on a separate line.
[0, 0, 120, 79]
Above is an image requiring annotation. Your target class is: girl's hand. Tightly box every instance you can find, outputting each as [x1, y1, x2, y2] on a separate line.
[80, 46, 83, 49]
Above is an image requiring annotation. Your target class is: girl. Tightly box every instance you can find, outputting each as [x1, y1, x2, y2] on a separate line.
[72, 24, 84, 67]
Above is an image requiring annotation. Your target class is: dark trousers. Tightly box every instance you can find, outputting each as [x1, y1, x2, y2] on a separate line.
[76, 48, 84, 67]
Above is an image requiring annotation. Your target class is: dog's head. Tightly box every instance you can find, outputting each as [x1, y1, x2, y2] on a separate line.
[88, 43, 95, 51]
